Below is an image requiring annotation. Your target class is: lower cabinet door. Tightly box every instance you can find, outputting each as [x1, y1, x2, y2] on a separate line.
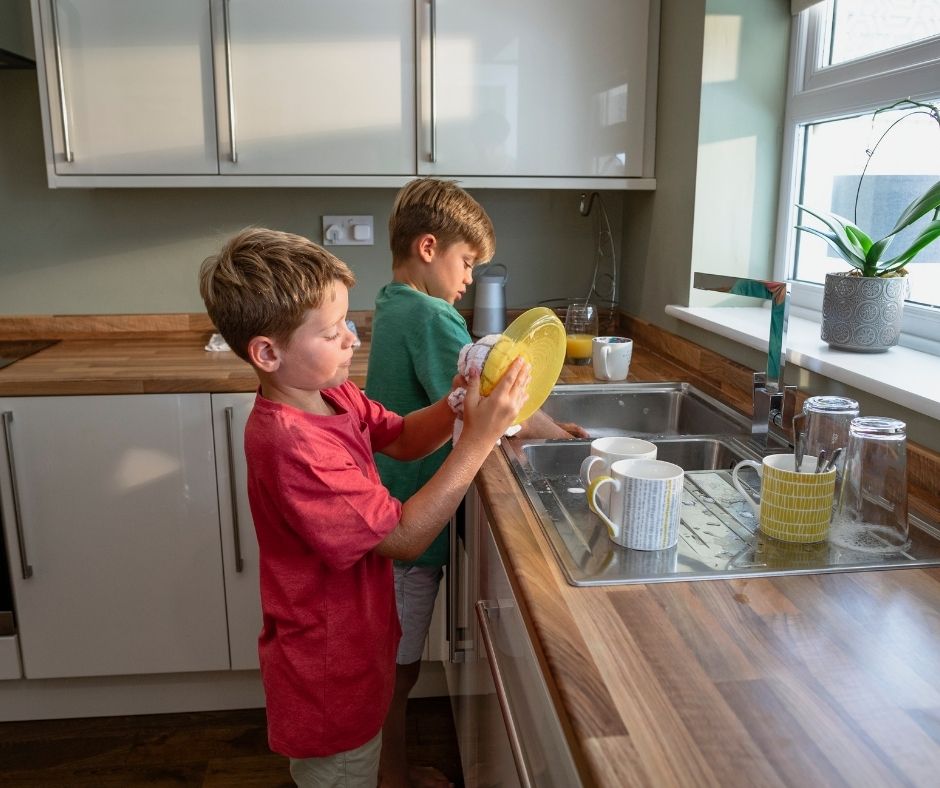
[210, 393, 262, 670]
[0, 394, 230, 679]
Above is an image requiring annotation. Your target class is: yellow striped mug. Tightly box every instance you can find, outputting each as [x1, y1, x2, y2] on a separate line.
[732, 454, 836, 543]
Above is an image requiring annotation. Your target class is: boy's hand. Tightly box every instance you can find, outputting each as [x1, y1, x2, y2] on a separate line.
[461, 357, 530, 444]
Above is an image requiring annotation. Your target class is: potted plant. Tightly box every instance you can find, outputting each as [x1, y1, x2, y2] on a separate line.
[795, 99, 940, 352]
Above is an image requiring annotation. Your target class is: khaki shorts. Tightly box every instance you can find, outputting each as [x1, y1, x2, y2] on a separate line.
[289, 730, 381, 787]
[394, 563, 444, 665]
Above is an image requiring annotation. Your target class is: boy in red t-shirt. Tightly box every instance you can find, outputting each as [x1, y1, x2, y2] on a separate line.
[199, 227, 529, 787]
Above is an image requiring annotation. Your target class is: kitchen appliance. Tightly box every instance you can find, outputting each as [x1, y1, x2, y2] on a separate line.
[471, 263, 508, 338]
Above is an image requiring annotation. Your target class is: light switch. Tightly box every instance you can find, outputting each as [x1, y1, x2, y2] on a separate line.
[322, 215, 374, 246]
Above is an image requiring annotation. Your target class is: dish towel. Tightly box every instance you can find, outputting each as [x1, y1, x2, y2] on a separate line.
[447, 334, 522, 444]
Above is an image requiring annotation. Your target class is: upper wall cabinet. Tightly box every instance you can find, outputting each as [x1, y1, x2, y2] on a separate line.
[215, 0, 415, 176]
[30, 0, 658, 188]
[34, 0, 218, 176]
[418, 0, 652, 179]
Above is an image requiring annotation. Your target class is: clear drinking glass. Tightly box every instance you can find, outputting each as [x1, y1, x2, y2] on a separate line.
[832, 417, 910, 554]
[795, 395, 860, 472]
[564, 302, 598, 365]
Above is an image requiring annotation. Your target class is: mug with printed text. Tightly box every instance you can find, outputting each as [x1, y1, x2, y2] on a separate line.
[587, 458, 684, 551]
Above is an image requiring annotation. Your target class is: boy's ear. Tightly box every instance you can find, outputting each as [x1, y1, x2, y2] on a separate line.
[247, 335, 281, 372]
[415, 233, 438, 263]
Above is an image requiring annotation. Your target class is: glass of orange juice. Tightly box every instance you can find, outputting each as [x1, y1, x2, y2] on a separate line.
[564, 302, 598, 365]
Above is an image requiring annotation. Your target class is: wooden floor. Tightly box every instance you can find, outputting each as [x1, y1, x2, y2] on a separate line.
[0, 698, 463, 787]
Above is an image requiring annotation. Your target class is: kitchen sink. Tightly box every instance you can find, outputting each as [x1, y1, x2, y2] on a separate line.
[501, 387, 940, 585]
[539, 381, 750, 438]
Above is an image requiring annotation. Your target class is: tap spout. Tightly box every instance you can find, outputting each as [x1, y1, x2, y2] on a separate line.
[692, 272, 789, 391]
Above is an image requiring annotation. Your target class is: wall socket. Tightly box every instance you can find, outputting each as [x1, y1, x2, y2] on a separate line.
[322, 215, 374, 246]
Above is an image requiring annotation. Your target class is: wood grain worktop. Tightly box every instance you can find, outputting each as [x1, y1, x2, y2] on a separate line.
[3, 314, 940, 786]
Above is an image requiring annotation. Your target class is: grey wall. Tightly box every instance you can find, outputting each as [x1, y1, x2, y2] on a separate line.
[0, 68, 618, 314]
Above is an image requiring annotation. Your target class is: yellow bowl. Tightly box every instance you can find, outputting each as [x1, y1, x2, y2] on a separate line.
[479, 307, 566, 425]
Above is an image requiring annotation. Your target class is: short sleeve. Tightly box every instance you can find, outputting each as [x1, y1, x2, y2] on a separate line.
[335, 381, 404, 452]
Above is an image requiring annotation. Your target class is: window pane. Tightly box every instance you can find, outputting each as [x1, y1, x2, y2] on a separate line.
[794, 103, 940, 308]
[829, 0, 940, 65]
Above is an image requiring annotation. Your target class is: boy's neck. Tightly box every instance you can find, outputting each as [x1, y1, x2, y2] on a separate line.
[260, 379, 335, 416]
[391, 259, 426, 294]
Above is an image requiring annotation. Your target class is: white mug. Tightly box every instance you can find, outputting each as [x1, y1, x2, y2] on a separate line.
[592, 336, 633, 381]
[579, 437, 657, 511]
[587, 458, 685, 551]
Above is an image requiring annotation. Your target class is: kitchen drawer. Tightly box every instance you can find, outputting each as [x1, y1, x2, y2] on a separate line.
[0, 635, 23, 680]
[479, 526, 581, 788]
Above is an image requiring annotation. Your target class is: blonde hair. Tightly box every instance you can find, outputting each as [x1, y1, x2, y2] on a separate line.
[389, 178, 495, 265]
[199, 227, 355, 362]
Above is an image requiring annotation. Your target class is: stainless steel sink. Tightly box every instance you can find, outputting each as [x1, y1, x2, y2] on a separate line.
[502, 384, 940, 586]
[539, 382, 750, 438]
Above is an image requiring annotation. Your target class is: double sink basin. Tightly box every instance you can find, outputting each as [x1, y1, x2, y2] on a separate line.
[502, 382, 940, 585]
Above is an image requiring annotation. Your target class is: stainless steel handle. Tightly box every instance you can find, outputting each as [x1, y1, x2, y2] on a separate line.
[2, 412, 33, 579]
[427, 0, 437, 163]
[49, 0, 74, 163]
[446, 512, 463, 662]
[222, 0, 238, 163]
[223, 406, 244, 573]
[475, 601, 533, 788]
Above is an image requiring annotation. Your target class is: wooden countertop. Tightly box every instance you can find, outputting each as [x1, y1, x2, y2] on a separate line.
[4, 329, 940, 785]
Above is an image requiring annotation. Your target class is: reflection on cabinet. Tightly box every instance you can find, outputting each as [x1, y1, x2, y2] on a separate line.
[418, 0, 654, 179]
[31, 0, 658, 187]
[445, 484, 580, 787]
[215, 0, 414, 175]
[0, 394, 230, 679]
[33, 0, 218, 175]
[210, 393, 261, 671]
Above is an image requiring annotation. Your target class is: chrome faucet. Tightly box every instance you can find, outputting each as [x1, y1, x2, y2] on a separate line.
[692, 273, 797, 447]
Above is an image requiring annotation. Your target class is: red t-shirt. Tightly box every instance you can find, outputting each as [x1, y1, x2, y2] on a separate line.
[244, 380, 405, 758]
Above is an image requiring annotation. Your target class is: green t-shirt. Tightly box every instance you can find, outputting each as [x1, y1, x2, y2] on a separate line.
[365, 282, 472, 566]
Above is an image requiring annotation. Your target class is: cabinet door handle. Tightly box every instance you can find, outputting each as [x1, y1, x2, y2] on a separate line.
[49, 0, 74, 163]
[223, 406, 244, 573]
[427, 0, 437, 163]
[475, 600, 533, 788]
[222, 0, 238, 163]
[1, 412, 33, 579]
[447, 512, 461, 662]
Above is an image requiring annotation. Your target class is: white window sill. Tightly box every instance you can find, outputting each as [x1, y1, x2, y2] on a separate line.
[665, 305, 940, 421]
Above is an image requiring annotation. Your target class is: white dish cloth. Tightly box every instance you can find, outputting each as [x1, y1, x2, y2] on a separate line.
[447, 334, 522, 444]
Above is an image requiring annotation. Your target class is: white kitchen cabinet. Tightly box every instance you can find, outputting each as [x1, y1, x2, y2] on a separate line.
[32, 0, 218, 176]
[445, 484, 580, 788]
[418, 0, 655, 179]
[214, 0, 415, 176]
[210, 393, 261, 671]
[0, 394, 230, 679]
[31, 0, 657, 188]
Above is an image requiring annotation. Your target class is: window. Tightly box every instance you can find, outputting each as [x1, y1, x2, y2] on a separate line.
[777, 0, 940, 353]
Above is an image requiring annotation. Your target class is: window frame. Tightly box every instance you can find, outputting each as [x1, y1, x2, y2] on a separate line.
[774, 1, 940, 355]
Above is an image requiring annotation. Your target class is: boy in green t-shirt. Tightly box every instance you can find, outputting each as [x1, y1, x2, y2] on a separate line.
[367, 178, 583, 788]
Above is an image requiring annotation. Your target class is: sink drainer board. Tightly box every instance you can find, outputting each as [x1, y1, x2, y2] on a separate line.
[503, 439, 940, 586]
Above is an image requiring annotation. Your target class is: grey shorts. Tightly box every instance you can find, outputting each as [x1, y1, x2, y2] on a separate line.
[393, 563, 444, 665]
[289, 730, 381, 787]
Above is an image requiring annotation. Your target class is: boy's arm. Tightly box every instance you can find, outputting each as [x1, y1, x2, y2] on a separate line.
[374, 359, 530, 561]
[514, 408, 589, 439]
[379, 395, 456, 461]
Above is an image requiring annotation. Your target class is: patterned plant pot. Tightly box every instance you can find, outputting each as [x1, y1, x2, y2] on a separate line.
[820, 272, 908, 352]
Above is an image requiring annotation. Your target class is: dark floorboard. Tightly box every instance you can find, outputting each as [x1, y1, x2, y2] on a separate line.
[0, 697, 463, 787]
